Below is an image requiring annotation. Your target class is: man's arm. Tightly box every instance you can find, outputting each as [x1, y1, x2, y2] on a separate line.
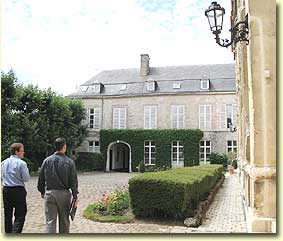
[37, 160, 46, 196]
[69, 160, 79, 199]
[20, 162, 30, 182]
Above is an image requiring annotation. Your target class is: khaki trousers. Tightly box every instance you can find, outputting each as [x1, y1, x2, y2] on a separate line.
[44, 189, 71, 233]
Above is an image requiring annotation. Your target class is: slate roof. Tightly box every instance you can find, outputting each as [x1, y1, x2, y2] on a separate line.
[68, 63, 235, 98]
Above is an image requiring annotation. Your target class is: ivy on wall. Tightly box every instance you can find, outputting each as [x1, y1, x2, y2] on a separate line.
[100, 129, 203, 171]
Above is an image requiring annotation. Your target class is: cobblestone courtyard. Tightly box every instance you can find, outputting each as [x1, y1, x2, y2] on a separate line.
[1, 171, 247, 233]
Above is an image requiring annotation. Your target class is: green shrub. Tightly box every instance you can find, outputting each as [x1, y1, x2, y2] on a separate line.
[231, 159, 238, 169]
[145, 165, 170, 172]
[209, 153, 228, 168]
[139, 160, 145, 173]
[75, 152, 104, 171]
[129, 165, 224, 220]
[23, 157, 38, 173]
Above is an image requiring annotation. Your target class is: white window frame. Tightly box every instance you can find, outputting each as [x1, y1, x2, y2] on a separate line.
[171, 141, 184, 165]
[200, 79, 210, 90]
[88, 108, 101, 129]
[146, 81, 155, 91]
[220, 104, 237, 129]
[144, 141, 156, 165]
[173, 81, 181, 89]
[120, 84, 127, 91]
[171, 105, 185, 129]
[113, 107, 127, 129]
[81, 86, 88, 92]
[144, 105, 157, 129]
[88, 140, 100, 153]
[227, 140, 237, 153]
[91, 83, 101, 93]
[199, 104, 211, 129]
[199, 140, 211, 165]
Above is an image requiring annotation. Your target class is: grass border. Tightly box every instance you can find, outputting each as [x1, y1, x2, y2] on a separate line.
[83, 204, 134, 223]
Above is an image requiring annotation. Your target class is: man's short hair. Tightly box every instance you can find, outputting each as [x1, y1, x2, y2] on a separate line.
[10, 143, 24, 155]
[54, 138, 66, 151]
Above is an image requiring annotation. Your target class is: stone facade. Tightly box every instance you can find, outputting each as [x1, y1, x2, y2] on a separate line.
[232, 0, 276, 233]
[75, 91, 237, 164]
[69, 57, 237, 172]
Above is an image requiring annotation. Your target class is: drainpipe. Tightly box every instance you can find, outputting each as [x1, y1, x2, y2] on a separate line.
[101, 96, 104, 128]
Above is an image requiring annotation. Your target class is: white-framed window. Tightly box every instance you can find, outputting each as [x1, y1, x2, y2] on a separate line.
[81, 86, 88, 92]
[113, 107, 127, 129]
[88, 108, 100, 129]
[120, 84, 127, 91]
[200, 79, 210, 90]
[173, 81, 181, 89]
[91, 83, 101, 93]
[171, 105, 185, 129]
[220, 104, 237, 129]
[199, 140, 211, 165]
[171, 141, 184, 164]
[146, 81, 156, 91]
[144, 105, 157, 129]
[227, 140, 237, 153]
[144, 141, 156, 165]
[199, 104, 211, 129]
[88, 141, 100, 153]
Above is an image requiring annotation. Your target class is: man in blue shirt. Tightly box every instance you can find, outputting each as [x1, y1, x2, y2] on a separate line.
[1, 143, 30, 233]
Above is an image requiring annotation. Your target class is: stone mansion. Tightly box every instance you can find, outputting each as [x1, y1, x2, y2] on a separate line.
[68, 54, 237, 171]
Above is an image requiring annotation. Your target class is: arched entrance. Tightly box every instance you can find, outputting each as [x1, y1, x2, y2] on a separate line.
[106, 140, 132, 172]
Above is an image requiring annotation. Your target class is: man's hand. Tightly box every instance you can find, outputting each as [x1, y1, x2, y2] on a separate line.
[41, 193, 45, 198]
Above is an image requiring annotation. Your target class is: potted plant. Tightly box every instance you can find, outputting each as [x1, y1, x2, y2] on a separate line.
[227, 152, 237, 174]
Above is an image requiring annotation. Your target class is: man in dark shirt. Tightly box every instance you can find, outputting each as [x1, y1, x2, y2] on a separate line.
[37, 138, 78, 233]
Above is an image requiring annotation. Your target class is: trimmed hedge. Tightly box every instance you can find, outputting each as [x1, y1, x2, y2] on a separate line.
[129, 164, 224, 220]
[100, 129, 203, 172]
[210, 152, 228, 168]
[75, 152, 104, 171]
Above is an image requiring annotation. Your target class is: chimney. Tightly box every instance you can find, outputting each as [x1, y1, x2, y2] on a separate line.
[140, 54, 150, 76]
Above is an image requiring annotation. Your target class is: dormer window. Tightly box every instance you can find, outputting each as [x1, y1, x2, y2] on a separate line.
[120, 84, 127, 91]
[200, 79, 210, 90]
[173, 81, 182, 89]
[146, 81, 156, 91]
[81, 86, 88, 92]
[91, 83, 102, 93]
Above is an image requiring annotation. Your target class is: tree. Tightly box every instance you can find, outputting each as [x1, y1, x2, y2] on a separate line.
[1, 70, 88, 167]
[1, 70, 19, 158]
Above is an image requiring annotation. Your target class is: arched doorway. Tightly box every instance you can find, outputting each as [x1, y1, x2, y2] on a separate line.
[106, 141, 131, 172]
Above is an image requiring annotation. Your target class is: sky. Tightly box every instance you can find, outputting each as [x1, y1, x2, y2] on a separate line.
[1, 0, 234, 96]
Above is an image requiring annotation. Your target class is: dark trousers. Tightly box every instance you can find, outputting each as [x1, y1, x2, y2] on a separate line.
[2, 186, 27, 233]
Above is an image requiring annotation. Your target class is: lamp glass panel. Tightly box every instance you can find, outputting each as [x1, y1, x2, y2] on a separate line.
[215, 9, 224, 31]
[207, 11, 216, 30]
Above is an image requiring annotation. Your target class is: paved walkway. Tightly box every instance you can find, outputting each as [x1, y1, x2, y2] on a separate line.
[1, 171, 247, 233]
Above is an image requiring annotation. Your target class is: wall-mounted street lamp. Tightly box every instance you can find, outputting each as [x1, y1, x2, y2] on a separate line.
[205, 1, 249, 48]
[227, 118, 237, 133]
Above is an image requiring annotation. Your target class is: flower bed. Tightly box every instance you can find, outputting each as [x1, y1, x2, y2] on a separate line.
[83, 185, 134, 223]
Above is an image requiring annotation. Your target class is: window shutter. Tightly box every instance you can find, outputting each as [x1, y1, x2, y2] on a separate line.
[120, 108, 126, 129]
[144, 106, 150, 129]
[151, 106, 157, 129]
[113, 108, 120, 129]
[206, 105, 211, 129]
[220, 104, 226, 129]
[94, 109, 100, 129]
[232, 104, 237, 124]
